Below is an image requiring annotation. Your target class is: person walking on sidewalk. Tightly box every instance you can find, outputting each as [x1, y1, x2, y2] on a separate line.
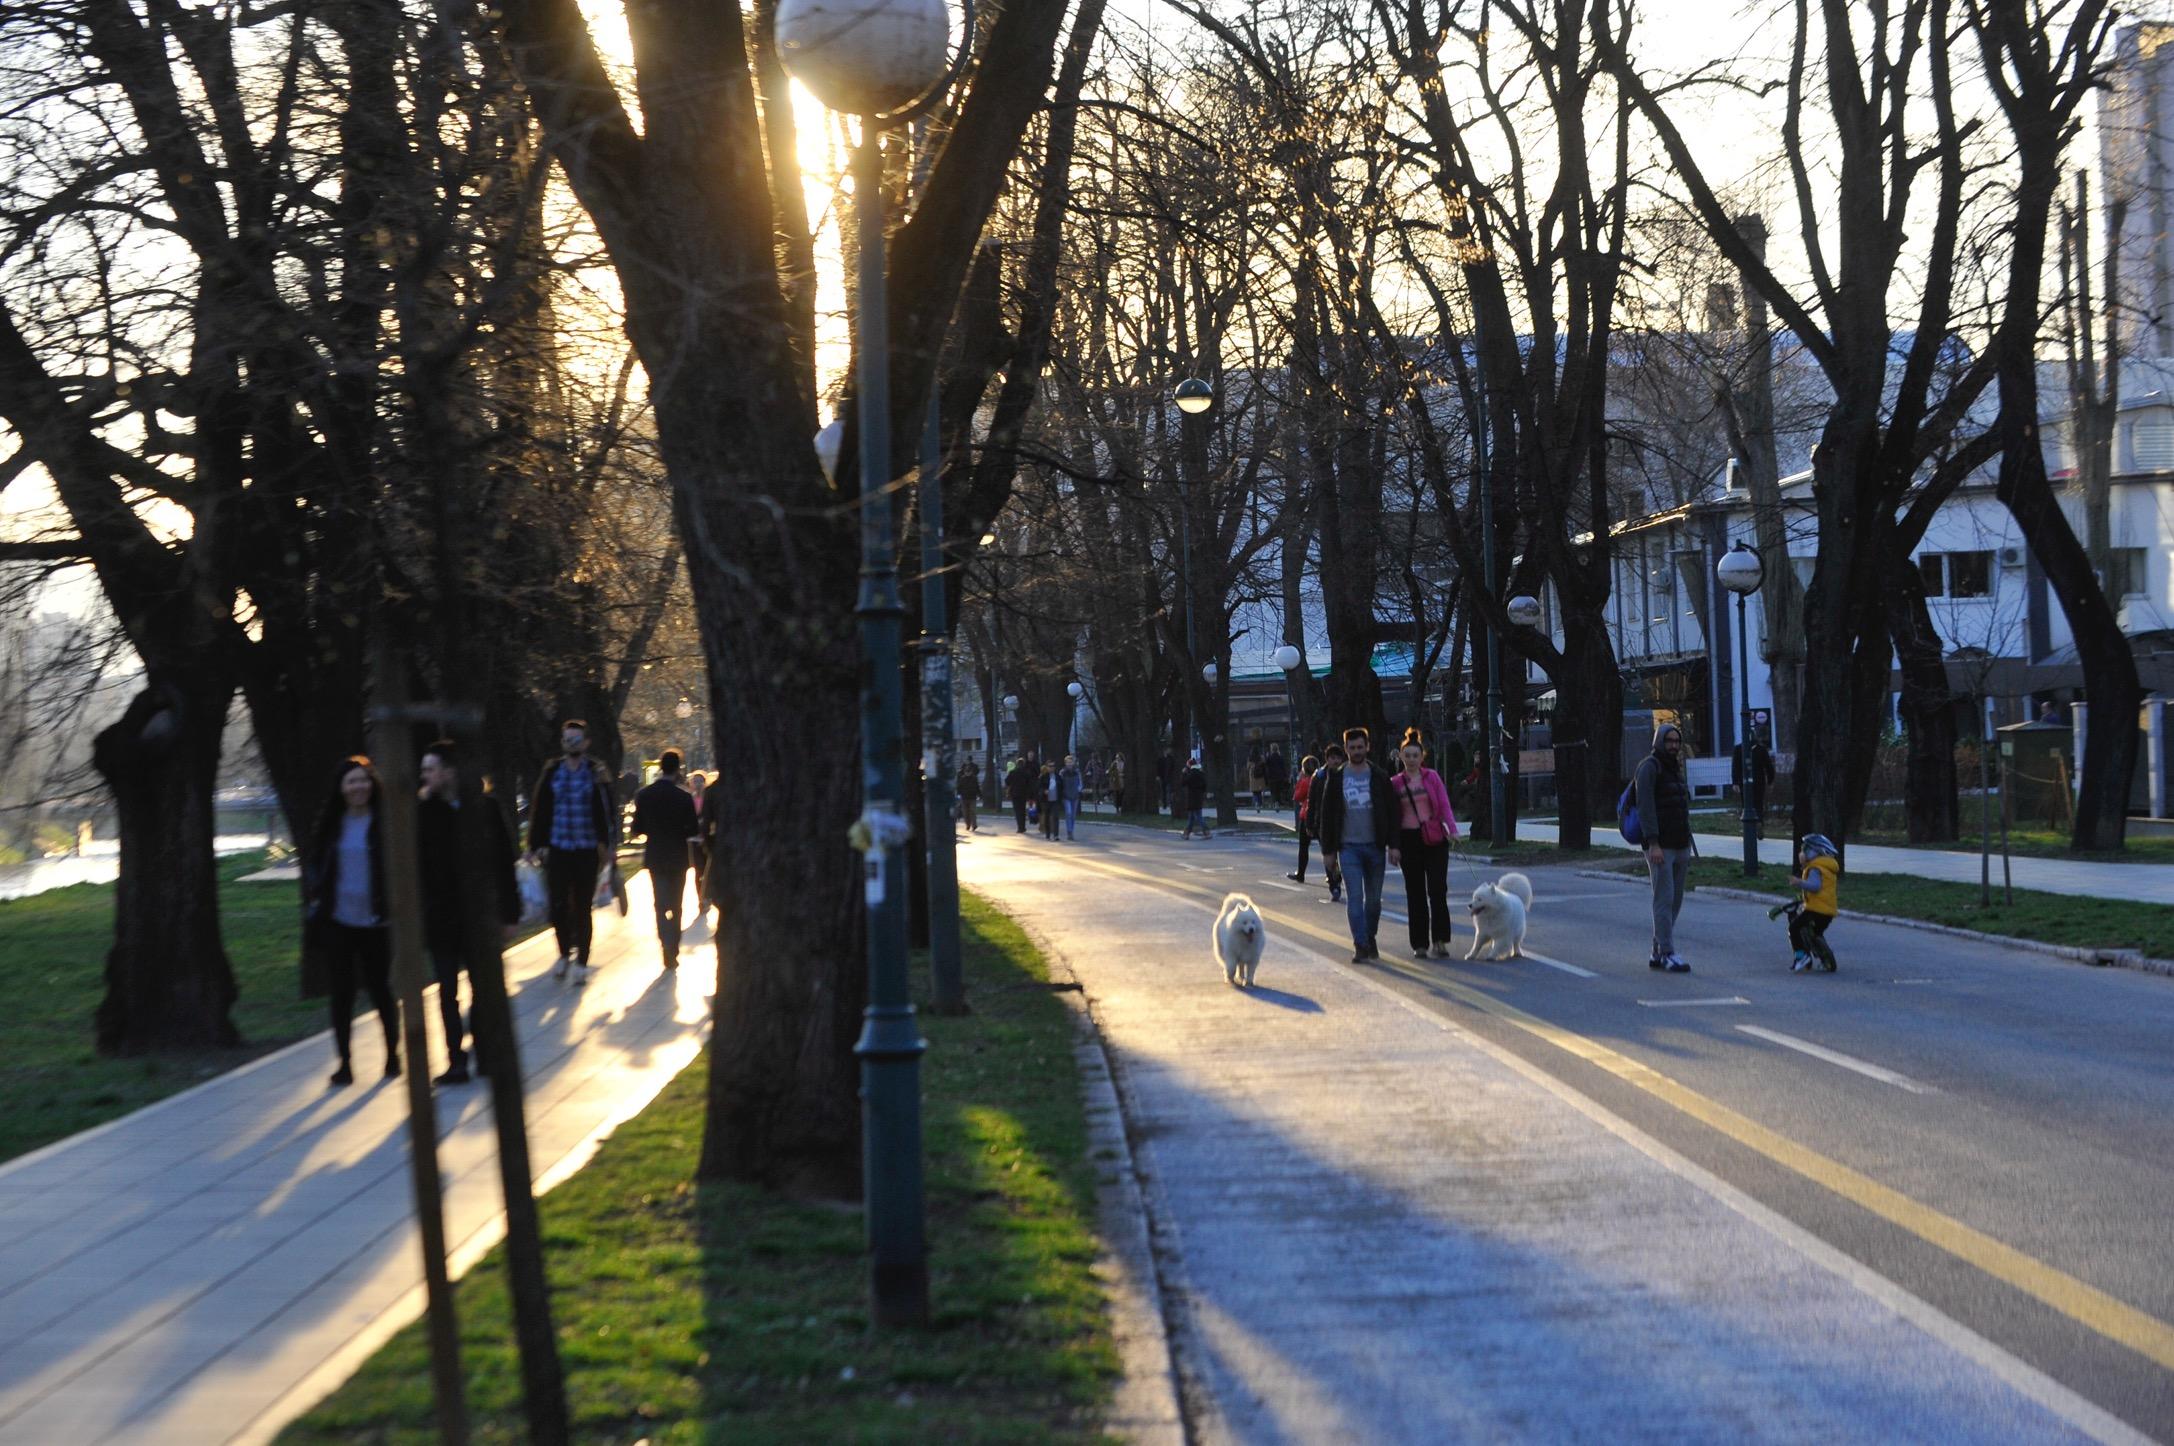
[695, 767, 726, 928]
[1180, 754, 1210, 838]
[1039, 761, 1062, 839]
[1108, 753, 1127, 813]
[1264, 745, 1289, 810]
[416, 740, 519, 1085]
[306, 756, 399, 1087]
[526, 718, 618, 985]
[1059, 754, 1084, 840]
[1636, 721, 1695, 972]
[1392, 727, 1460, 959]
[630, 749, 700, 969]
[1006, 755, 1033, 832]
[1300, 744, 1346, 899]
[1312, 728, 1395, 959]
[1288, 753, 1321, 882]
[956, 759, 982, 832]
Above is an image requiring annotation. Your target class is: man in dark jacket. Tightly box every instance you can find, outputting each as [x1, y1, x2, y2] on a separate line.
[630, 749, 700, 968]
[1179, 755, 1209, 838]
[1310, 728, 1397, 960]
[1263, 746, 1289, 809]
[526, 719, 619, 984]
[1635, 722, 1695, 971]
[418, 740, 519, 1084]
[956, 759, 982, 832]
[1005, 756, 1033, 832]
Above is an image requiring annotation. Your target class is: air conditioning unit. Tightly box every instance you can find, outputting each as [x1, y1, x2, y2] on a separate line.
[1998, 545, 2026, 569]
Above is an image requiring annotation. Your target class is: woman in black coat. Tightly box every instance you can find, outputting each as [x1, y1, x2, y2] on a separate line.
[305, 756, 400, 1086]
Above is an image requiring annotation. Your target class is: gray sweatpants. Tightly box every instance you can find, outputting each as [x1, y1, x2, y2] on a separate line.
[1648, 846, 1692, 957]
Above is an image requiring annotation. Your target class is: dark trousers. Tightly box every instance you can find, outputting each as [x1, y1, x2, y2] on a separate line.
[429, 946, 469, 1068]
[651, 858, 689, 962]
[1295, 828, 1314, 880]
[1789, 908, 1835, 962]
[1012, 798, 1028, 831]
[325, 922, 396, 1067]
[961, 797, 977, 830]
[546, 847, 601, 964]
[1398, 830, 1453, 951]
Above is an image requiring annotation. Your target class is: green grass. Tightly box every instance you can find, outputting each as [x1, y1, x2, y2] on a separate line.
[0, 849, 326, 1164]
[279, 889, 1119, 1444]
[1673, 857, 2174, 958]
[1079, 809, 1285, 835]
[1843, 827, 2174, 865]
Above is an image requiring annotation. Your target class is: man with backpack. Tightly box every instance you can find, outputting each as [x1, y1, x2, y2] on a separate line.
[1629, 722, 1695, 971]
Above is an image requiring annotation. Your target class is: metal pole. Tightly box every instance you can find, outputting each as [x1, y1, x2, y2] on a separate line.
[1738, 591, 1758, 876]
[918, 372, 965, 1014]
[850, 126, 928, 1327]
[1178, 418, 1199, 761]
[1478, 377, 1506, 843]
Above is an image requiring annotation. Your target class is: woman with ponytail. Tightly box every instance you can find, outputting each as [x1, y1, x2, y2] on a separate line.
[1391, 727, 1459, 959]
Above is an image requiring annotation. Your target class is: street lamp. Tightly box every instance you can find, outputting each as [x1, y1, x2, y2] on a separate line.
[1066, 679, 1083, 754]
[1171, 379, 1211, 760]
[1274, 644, 1302, 764]
[1506, 595, 1543, 629]
[1716, 541, 1766, 878]
[778, 0, 969, 1329]
[1175, 377, 1214, 414]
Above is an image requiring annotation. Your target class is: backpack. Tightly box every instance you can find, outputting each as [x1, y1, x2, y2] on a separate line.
[1617, 775, 1644, 846]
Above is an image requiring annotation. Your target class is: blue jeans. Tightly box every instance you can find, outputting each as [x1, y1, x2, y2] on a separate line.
[1339, 843, 1387, 953]
[1187, 807, 1206, 834]
[1063, 797, 1079, 838]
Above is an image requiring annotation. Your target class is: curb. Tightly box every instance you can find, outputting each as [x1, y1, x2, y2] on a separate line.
[1574, 867, 2174, 979]
[1001, 907, 1188, 1446]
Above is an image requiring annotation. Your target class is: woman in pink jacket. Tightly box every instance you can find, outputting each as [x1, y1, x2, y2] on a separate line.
[1390, 726, 1460, 959]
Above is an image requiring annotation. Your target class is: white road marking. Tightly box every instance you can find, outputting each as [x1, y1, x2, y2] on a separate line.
[1257, 879, 1308, 892]
[1636, 996, 1751, 1008]
[1736, 1025, 1931, 1094]
[1522, 952, 1597, 978]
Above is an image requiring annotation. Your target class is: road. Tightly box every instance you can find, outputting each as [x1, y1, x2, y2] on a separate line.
[960, 821, 2174, 1442]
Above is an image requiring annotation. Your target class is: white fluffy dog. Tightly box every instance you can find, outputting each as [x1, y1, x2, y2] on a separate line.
[1465, 872, 1535, 960]
[1214, 892, 1267, 988]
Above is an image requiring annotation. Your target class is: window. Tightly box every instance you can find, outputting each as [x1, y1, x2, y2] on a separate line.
[2134, 418, 2174, 471]
[2107, 547, 2149, 599]
[1917, 551, 1992, 599]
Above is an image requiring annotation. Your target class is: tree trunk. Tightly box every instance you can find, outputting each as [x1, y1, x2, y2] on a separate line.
[1553, 614, 1618, 851]
[1890, 554, 1960, 842]
[93, 674, 240, 1054]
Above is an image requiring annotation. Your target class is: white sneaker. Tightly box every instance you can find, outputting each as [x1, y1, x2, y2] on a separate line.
[552, 953, 570, 981]
[574, 961, 590, 986]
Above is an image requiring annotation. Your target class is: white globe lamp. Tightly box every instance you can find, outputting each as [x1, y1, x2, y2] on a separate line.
[1506, 594, 1543, 628]
[1273, 644, 1302, 671]
[1717, 542, 1765, 596]
[774, 0, 952, 116]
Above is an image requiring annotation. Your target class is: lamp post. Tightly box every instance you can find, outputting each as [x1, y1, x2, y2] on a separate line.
[776, 0, 966, 1329]
[1066, 679, 1084, 756]
[1717, 542, 1766, 878]
[1174, 378, 1211, 759]
[1274, 644, 1302, 760]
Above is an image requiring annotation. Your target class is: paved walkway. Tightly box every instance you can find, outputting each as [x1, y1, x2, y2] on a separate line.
[1513, 823, 2174, 905]
[967, 831, 2151, 1444]
[0, 872, 711, 1445]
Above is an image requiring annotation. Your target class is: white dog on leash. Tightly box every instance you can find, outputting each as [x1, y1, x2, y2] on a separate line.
[1465, 872, 1535, 959]
[1214, 892, 1267, 988]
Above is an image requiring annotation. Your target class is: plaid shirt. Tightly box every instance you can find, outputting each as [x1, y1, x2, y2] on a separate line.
[548, 759, 602, 851]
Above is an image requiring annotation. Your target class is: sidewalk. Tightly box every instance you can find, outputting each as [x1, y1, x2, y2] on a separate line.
[0, 872, 712, 1445]
[966, 834, 2141, 1443]
[1515, 823, 2174, 905]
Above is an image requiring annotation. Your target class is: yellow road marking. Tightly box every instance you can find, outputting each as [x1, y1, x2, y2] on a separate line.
[1043, 845, 2174, 1376]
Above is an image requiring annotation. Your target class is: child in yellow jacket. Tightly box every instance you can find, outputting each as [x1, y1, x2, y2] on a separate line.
[1776, 833, 1841, 973]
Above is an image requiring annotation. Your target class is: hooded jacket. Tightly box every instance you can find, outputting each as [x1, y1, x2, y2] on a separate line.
[1634, 723, 1694, 850]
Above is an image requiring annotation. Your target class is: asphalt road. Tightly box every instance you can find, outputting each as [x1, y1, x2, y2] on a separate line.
[960, 820, 2174, 1442]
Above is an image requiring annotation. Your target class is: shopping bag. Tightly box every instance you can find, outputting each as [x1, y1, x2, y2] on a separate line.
[516, 859, 548, 924]
[593, 859, 619, 910]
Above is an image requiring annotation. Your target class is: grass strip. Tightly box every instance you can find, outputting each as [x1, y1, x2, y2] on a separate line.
[279, 889, 1119, 1444]
[0, 850, 324, 1164]
[1674, 857, 2174, 958]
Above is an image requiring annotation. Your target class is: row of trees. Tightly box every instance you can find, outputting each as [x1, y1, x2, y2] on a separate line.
[0, 0, 2148, 1226]
[961, 0, 2140, 857]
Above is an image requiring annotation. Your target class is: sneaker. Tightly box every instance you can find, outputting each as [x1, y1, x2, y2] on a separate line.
[1791, 952, 1812, 973]
[1648, 956, 1667, 970]
[552, 953, 570, 981]
[1413, 948, 1431, 960]
[1664, 955, 1691, 973]
[574, 962, 590, 986]
[1329, 890, 1343, 903]
[434, 1065, 471, 1086]
[1286, 872, 1303, 882]
[1430, 942, 1450, 959]
[329, 1063, 354, 1087]
[385, 1054, 402, 1080]
[1351, 949, 1369, 963]
[1819, 957, 1838, 973]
